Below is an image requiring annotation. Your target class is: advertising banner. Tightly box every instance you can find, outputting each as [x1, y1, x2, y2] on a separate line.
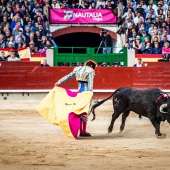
[50, 9, 117, 24]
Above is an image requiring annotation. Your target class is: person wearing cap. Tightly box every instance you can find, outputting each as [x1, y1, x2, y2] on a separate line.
[29, 41, 38, 54]
[7, 41, 16, 49]
[133, 58, 143, 67]
[55, 60, 98, 137]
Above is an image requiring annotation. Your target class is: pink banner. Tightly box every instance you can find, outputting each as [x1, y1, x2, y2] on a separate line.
[50, 9, 117, 24]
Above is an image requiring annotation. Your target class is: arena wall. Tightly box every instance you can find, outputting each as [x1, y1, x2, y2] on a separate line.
[0, 63, 170, 100]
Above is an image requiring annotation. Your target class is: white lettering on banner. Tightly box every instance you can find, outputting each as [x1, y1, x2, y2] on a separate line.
[73, 12, 103, 21]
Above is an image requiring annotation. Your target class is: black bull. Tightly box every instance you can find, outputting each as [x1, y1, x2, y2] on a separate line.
[90, 88, 170, 138]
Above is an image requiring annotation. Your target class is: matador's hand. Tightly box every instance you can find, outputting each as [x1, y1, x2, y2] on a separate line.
[55, 82, 60, 86]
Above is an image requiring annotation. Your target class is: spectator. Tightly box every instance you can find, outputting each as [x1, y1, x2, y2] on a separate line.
[40, 35, 47, 48]
[158, 9, 166, 22]
[51, 0, 60, 9]
[78, 0, 86, 9]
[151, 36, 160, 47]
[147, 0, 158, 15]
[41, 59, 50, 67]
[35, 30, 42, 49]
[96, 0, 106, 9]
[133, 58, 143, 67]
[15, 37, 24, 49]
[0, 34, 5, 48]
[15, 30, 26, 43]
[21, 0, 31, 11]
[44, 40, 53, 49]
[123, 3, 131, 14]
[117, 0, 124, 17]
[7, 51, 21, 61]
[0, 51, 7, 61]
[161, 30, 170, 41]
[136, 3, 145, 16]
[124, 17, 135, 30]
[24, 26, 31, 41]
[105, 1, 114, 9]
[151, 29, 161, 43]
[134, 12, 144, 26]
[128, 31, 137, 48]
[3, 30, 11, 43]
[154, 17, 162, 30]
[100, 30, 112, 54]
[10, 15, 20, 30]
[26, 33, 36, 47]
[71, 2, 79, 9]
[7, 41, 15, 49]
[132, 35, 142, 54]
[141, 42, 153, 54]
[29, 41, 38, 54]
[139, 0, 147, 11]
[140, 30, 150, 42]
[112, 62, 120, 67]
[161, 42, 170, 61]
[160, 35, 170, 47]
[152, 42, 162, 54]
[12, 24, 21, 37]
[38, 24, 46, 37]
[122, 8, 135, 20]
[0, 16, 9, 30]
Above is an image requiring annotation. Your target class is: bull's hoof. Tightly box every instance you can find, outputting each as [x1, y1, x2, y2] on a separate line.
[119, 125, 124, 133]
[108, 126, 113, 134]
[156, 133, 167, 139]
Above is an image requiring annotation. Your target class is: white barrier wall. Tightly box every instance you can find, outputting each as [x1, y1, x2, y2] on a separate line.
[127, 49, 135, 67]
[46, 49, 54, 66]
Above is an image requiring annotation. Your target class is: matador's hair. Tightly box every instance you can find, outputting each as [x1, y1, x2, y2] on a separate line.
[84, 59, 98, 69]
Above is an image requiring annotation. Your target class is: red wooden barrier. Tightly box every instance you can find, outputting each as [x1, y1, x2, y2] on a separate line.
[0, 61, 41, 67]
[0, 66, 170, 90]
[143, 62, 170, 67]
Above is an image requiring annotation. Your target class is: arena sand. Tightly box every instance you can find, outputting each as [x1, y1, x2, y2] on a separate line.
[0, 100, 170, 170]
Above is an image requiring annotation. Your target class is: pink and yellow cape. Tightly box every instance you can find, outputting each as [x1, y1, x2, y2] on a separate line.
[36, 86, 93, 139]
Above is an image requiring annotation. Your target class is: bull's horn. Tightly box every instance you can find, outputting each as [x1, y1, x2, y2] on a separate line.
[159, 104, 168, 114]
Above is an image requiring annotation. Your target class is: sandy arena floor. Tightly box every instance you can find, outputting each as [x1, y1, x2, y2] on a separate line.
[0, 99, 170, 170]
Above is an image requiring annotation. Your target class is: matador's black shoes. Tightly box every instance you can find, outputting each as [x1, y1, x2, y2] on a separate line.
[79, 133, 91, 137]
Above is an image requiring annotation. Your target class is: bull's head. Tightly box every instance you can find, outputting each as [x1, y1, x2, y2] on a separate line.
[160, 102, 170, 124]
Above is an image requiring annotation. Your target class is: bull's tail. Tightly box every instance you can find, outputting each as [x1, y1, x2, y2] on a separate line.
[90, 88, 123, 121]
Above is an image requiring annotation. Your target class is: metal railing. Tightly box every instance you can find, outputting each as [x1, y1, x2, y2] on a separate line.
[54, 47, 127, 66]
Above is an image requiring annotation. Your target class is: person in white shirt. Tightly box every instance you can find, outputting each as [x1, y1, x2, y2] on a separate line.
[7, 52, 21, 61]
[148, 0, 158, 13]
[122, 8, 135, 20]
[51, 0, 60, 9]
[133, 58, 143, 67]
[134, 12, 144, 26]
[96, 0, 106, 9]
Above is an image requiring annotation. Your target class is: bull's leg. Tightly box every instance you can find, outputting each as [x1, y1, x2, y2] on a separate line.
[108, 112, 122, 133]
[120, 110, 130, 133]
[148, 114, 163, 137]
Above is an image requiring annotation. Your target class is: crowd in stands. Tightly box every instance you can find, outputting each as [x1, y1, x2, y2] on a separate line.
[0, 0, 57, 61]
[0, 0, 170, 63]
[118, 0, 170, 60]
